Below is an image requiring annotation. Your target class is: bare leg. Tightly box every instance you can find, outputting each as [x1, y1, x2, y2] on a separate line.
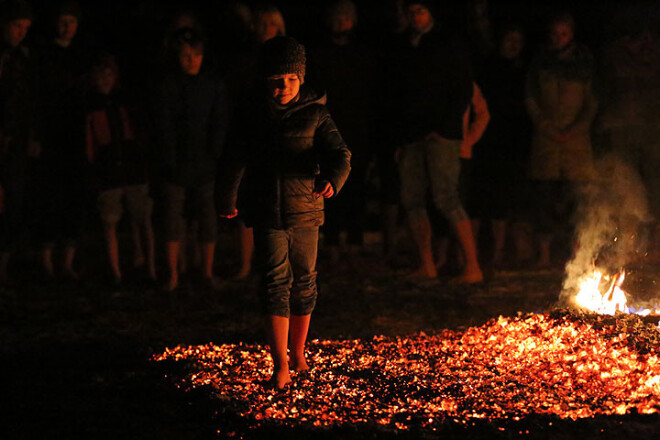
[407, 218, 437, 278]
[266, 315, 291, 389]
[63, 245, 78, 279]
[41, 246, 55, 278]
[537, 235, 552, 268]
[165, 241, 180, 291]
[201, 242, 215, 279]
[142, 219, 157, 280]
[103, 223, 121, 283]
[453, 219, 483, 283]
[234, 221, 253, 279]
[383, 204, 398, 260]
[491, 219, 507, 268]
[131, 220, 145, 268]
[289, 314, 311, 372]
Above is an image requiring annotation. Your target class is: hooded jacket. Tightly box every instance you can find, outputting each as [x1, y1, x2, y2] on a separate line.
[218, 86, 351, 229]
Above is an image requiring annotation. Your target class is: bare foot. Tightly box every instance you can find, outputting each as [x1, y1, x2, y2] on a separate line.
[232, 266, 251, 280]
[406, 265, 437, 279]
[163, 276, 178, 292]
[453, 268, 483, 284]
[289, 355, 309, 373]
[270, 368, 291, 390]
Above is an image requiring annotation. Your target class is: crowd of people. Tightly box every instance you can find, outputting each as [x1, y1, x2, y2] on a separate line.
[1, 0, 660, 293]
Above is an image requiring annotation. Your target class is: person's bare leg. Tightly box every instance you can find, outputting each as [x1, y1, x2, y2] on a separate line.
[434, 236, 449, 271]
[537, 235, 552, 268]
[165, 241, 180, 291]
[407, 218, 437, 278]
[141, 219, 157, 280]
[131, 220, 145, 268]
[104, 223, 121, 283]
[178, 227, 187, 275]
[266, 315, 291, 389]
[62, 245, 78, 280]
[289, 314, 311, 372]
[234, 221, 253, 279]
[41, 246, 55, 278]
[492, 219, 507, 268]
[201, 242, 215, 279]
[453, 219, 483, 283]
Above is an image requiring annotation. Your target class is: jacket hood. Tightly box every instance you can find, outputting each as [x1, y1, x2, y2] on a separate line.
[279, 85, 327, 118]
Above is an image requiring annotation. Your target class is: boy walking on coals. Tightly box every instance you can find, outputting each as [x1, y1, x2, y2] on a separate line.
[218, 36, 351, 389]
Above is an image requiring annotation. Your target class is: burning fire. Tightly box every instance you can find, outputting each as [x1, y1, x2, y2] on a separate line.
[153, 312, 660, 435]
[573, 269, 660, 317]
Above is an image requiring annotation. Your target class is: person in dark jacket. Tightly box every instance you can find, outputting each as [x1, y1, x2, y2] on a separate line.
[395, 0, 482, 283]
[33, 0, 88, 280]
[0, 0, 38, 284]
[155, 28, 228, 291]
[218, 36, 351, 389]
[308, 0, 376, 264]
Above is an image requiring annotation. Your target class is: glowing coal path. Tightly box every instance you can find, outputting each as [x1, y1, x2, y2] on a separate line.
[153, 312, 660, 435]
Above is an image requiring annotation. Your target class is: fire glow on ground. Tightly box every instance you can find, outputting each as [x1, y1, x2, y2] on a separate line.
[153, 311, 660, 435]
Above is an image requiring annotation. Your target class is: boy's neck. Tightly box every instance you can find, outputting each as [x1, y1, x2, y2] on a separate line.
[54, 37, 73, 48]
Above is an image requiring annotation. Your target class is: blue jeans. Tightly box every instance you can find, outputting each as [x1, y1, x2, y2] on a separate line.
[254, 227, 319, 317]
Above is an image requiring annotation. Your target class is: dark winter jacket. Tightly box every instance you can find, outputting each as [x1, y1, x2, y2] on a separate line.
[393, 28, 473, 142]
[155, 70, 228, 187]
[217, 86, 351, 229]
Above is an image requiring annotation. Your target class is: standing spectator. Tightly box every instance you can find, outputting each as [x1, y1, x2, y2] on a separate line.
[155, 28, 228, 291]
[471, 25, 532, 268]
[394, 0, 482, 283]
[525, 12, 597, 268]
[0, 0, 38, 284]
[222, 3, 286, 280]
[86, 54, 155, 286]
[34, 0, 88, 280]
[217, 37, 351, 389]
[309, 0, 376, 264]
[598, 9, 660, 261]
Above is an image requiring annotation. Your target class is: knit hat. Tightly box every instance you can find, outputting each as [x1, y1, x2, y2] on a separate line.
[403, 0, 436, 17]
[261, 36, 306, 82]
[0, 0, 33, 23]
[57, 0, 82, 21]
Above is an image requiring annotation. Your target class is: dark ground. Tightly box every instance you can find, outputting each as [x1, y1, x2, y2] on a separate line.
[2, 229, 660, 439]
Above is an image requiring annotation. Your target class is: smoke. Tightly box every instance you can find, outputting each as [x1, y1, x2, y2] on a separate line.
[560, 153, 653, 303]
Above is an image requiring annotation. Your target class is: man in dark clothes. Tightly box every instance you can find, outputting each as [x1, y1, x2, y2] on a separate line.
[155, 28, 228, 291]
[308, 0, 376, 263]
[394, 0, 482, 282]
[34, 0, 88, 280]
[0, 0, 39, 284]
[217, 37, 351, 389]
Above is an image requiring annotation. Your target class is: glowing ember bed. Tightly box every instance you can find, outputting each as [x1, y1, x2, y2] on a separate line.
[153, 311, 660, 436]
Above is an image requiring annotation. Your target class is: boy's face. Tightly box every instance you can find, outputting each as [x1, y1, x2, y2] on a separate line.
[93, 68, 117, 95]
[267, 73, 300, 105]
[549, 22, 573, 51]
[3, 18, 31, 48]
[57, 14, 78, 42]
[500, 30, 524, 60]
[407, 4, 432, 33]
[179, 44, 204, 75]
[330, 13, 354, 35]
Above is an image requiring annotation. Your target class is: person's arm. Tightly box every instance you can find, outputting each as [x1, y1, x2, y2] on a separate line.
[461, 82, 490, 159]
[314, 107, 351, 197]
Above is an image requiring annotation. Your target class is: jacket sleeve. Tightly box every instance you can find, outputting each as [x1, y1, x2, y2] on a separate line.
[315, 107, 351, 195]
[154, 78, 178, 166]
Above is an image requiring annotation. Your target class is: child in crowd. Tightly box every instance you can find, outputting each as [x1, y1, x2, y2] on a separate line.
[155, 28, 228, 291]
[218, 36, 351, 389]
[86, 54, 155, 286]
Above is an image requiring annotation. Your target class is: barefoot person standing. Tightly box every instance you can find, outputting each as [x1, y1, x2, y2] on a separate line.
[218, 36, 351, 389]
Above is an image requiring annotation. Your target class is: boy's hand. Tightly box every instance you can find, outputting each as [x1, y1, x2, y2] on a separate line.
[219, 209, 238, 219]
[313, 180, 334, 198]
